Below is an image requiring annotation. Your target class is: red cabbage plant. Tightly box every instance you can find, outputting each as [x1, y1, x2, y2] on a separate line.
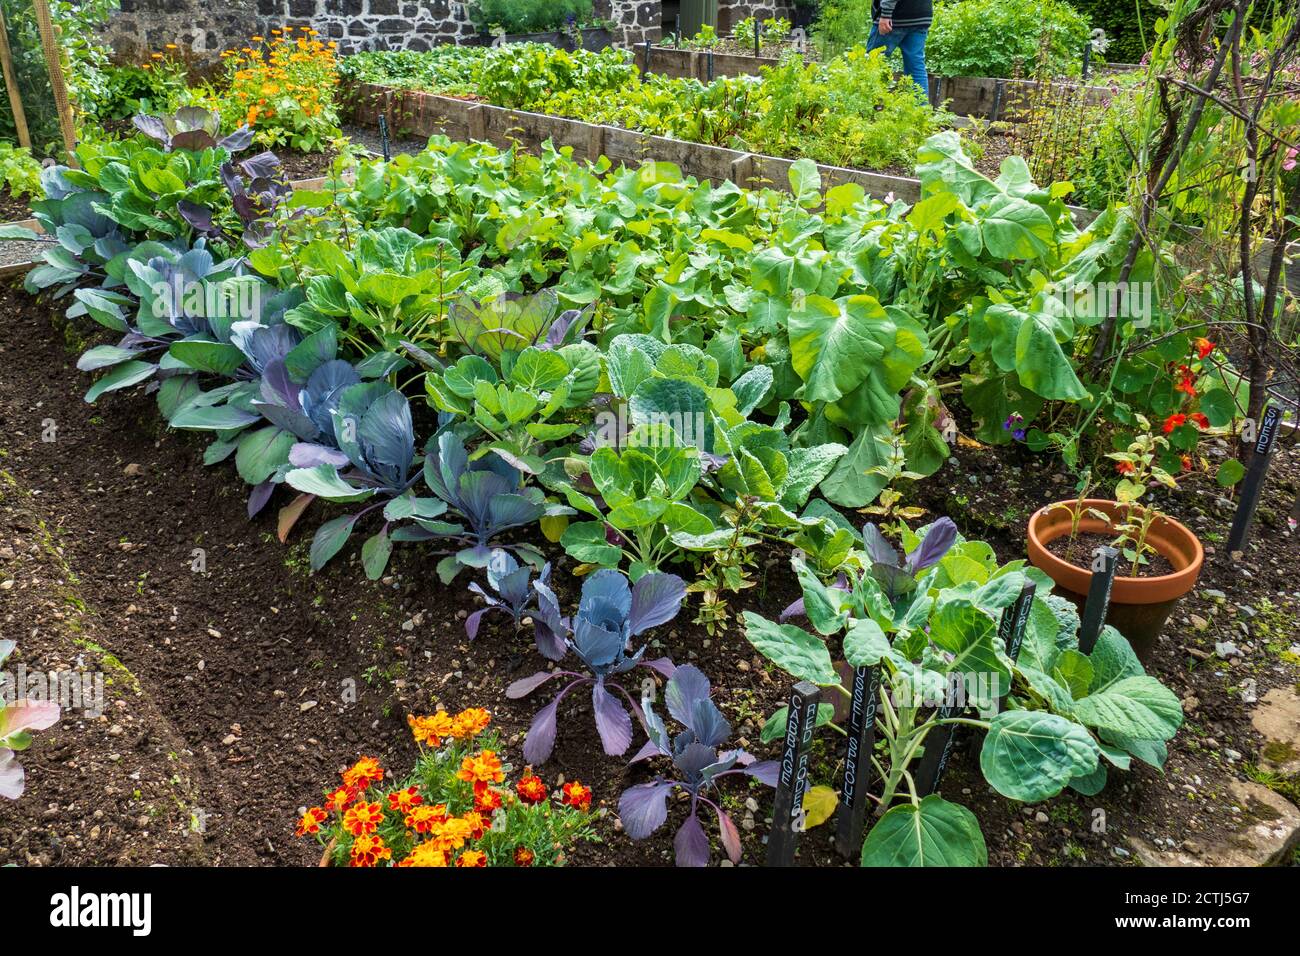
[619, 665, 778, 867]
[506, 568, 685, 764]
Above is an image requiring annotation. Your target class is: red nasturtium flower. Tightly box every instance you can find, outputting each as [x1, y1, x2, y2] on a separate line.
[324, 785, 358, 813]
[1194, 337, 1215, 359]
[457, 751, 505, 786]
[1189, 412, 1210, 429]
[1174, 375, 1197, 397]
[343, 800, 386, 836]
[516, 770, 548, 804]
[348, 833, 392, 868]
[342, 756, 384, 790]
[456, 850, 488, 867]
[473, 782, 503, 813]
[388, 787, 423, 813]
[296, 806, 329, 837]
[562, 781, 592, 811]
[514, 846, 535, 867]
[1115, 460, 1136, 475]
[1162, 413, 1187, 433]
[1180, 454, 1193, 472]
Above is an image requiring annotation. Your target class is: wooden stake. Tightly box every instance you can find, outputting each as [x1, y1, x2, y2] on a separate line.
[0, 9, 31, 149]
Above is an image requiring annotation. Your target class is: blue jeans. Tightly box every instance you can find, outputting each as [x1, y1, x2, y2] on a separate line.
[866, 24, 929, 100]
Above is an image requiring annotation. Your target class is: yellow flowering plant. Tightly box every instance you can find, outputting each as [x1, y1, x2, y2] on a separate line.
[297, 707, 598, 867]
[199, 27, 342, 153]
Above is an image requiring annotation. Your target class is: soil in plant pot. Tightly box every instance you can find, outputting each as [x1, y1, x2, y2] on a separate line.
[1044, 529, 1176, 578]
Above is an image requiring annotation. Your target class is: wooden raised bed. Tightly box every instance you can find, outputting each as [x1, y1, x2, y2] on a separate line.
[631, 45, 1118, 121]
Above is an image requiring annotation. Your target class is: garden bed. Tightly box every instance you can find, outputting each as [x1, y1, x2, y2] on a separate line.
[346, 82, 956, 206]
[466, 27, 614, 52]
[3, 279, 1297, 867]
[632, 45, 1118, 121]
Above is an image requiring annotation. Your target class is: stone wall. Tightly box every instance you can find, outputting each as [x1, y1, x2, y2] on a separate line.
[102, 0, 663, 60]
[107, 0, 260, 60]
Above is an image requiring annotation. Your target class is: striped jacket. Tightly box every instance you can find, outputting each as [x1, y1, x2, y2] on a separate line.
[873, 0, 934, 29]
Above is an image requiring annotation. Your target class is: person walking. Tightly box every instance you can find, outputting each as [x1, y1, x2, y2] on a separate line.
[868, 0, 934, 100]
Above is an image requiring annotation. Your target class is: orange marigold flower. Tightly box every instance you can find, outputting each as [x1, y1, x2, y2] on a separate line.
[516, 771, 547, 804]
[1194, 337, 1215, 359]
[398, 842, 449, 867]
[431, 817, 474, 853]
[348, 833, 391, 867]
[295, 806, 329, 837]
[514, 846, 535, 867]
[408, 711, 455, 747]
[462, 811, 487, 840]
[324, 785, 358, 813]
[405, 803, 449, 834]
[456, 850, 488, 867]
[1163, 413, 1187, 433]
[562, 781, 592, 811]
[342, 756, 384, 790]
[1114, 460, 1135, 475]
[451, 707, 491, 739]
[473, 782, 503, 813]
[457, 751, 505, 786]
[343, 800, 385, 836]
[388, 787, 423, 813]
[1189, 412, 1210, 429]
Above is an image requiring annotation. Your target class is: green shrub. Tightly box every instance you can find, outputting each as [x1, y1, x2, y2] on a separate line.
[0, 141, 43, 201]
[1069, 0, 1161, 64]
[928, 0, 1093, 78]
[468, 0, 596, 35]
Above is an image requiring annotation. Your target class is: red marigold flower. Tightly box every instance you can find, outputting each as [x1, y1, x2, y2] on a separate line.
[1194, 337, 1215, 359]
[1115, 460, 1136, 475]
[323, 785, 358, 813]
[388, 787, 423, 813]
[295, 806, 329, 837]
[514, 846, 535, 867]
[348, 833, 391, 867]
[561, 781, 592, 811]
[343, 800, 385, 836]
[1163, 413, 1187, 433]
[405, 803, 448, 834]
[473, 781, 503, 814]
[342, 756, 384, 791]
[515, 771, 547, 805]
[1189, 412, 1210, 429]
[456, 849, 488, 867]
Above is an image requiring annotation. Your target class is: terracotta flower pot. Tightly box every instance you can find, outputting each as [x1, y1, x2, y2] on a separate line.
[1026, 498, 1204, 662]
